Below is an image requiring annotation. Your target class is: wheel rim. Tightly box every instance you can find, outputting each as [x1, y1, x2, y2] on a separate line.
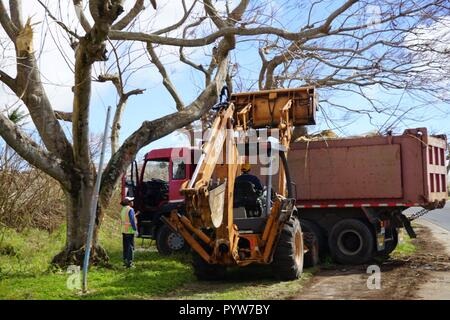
[294, 230, 303, 266]
[167, 232, 185, 251]
[337, 229, 363, 256]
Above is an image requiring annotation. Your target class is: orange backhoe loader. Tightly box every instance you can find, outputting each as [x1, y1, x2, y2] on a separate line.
[163, 87, 317, 280]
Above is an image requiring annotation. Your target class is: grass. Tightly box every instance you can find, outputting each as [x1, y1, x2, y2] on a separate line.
[391, 229, 416, 258]
[0, 218, 194, 300]
[0, 217, 315, 300]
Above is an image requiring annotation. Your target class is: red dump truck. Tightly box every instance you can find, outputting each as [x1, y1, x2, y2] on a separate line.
[123, 127, 448, 265]
[285, 127, 448, 264]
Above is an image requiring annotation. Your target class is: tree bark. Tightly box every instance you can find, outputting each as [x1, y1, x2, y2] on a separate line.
[52, 180, 109, 267]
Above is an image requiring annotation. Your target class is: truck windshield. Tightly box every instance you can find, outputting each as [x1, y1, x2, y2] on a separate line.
[143, 160, 169, 182]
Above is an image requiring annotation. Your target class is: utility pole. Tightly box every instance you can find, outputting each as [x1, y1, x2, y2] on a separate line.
[82, 106, 112, 293]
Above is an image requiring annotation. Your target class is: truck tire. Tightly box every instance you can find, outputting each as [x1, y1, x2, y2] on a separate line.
[156, 224, 187, 256]
[300, 220, 320, 267]
[328, 219, 374, 265]
[272, 216, 304, 281]
[376, 228, 398, 258]
[302, 219, 326, 255]
[192, 237, 226, 281]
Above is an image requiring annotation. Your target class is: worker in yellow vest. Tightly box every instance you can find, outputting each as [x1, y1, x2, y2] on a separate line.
[120, 197, 138, 268]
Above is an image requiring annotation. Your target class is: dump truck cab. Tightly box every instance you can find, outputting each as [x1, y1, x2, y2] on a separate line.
[122, 147, 196, 254]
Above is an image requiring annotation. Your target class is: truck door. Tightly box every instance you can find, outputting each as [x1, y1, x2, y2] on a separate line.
[169, 158, 190, 202]
[121, 160, 139, 200]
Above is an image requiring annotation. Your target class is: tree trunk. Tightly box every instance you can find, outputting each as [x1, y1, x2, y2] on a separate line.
[52, 180, 109, 267]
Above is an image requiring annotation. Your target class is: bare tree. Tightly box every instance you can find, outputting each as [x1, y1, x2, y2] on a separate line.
[0, 0, 449, 266]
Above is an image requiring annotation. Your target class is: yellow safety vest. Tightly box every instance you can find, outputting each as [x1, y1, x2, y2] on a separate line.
[121, 206, 135, 234]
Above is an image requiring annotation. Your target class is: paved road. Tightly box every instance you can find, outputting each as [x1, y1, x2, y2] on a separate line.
[405, 202, 450, 231]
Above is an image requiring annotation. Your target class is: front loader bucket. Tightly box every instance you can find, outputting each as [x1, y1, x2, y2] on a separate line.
[209, 182, 226, 228]
[231, 87, 317, 128]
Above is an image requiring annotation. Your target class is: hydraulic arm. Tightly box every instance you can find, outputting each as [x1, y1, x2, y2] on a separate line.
[164, 86, 317, 273]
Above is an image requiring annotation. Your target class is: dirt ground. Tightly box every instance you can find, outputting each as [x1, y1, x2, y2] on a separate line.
[157, 220, 450, 300]
[291, 220, 450, 300]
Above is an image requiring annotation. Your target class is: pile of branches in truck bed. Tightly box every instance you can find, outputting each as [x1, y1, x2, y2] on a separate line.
[295, 129, 384, 143]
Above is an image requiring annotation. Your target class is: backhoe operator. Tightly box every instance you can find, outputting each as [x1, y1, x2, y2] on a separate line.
[235, 163, 263, 191]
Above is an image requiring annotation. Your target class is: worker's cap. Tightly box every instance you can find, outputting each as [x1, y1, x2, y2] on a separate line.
[241, 163, 251, 172]
[121, 197, 134, 206]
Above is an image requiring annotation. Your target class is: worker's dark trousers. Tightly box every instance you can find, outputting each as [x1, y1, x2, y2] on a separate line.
[122, 233, 135, 267]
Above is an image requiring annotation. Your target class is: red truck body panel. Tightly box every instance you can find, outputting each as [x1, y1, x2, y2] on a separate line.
[290, 128, 447, 209]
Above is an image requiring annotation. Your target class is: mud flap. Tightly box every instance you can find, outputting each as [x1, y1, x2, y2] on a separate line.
[399, 214, 417, 239]
[362, 207, 386, 251]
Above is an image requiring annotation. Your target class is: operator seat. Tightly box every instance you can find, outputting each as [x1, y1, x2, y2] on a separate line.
[233, 180, 263, 217]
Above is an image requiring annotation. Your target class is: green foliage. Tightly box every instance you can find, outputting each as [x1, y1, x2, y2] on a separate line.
[7, 107, 28, 126]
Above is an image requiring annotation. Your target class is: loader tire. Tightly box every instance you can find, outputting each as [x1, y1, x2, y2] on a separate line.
[272, 216, 304, 281]
[328, 219, 374, 265]
[191, 235, 226, 281]
[156, 224, 187, 256]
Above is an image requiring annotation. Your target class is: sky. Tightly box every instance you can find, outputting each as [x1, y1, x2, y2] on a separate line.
[0, 0, 449, 163]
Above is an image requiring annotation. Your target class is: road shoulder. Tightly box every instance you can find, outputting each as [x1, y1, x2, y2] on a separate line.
[415, 219, 450, 300]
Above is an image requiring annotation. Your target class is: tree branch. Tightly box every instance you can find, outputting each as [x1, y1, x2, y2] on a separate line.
[0, 0, 18, 40]
[9, 0, 23, 30]
[97, 73, 145, 155]
[112, 0, 144, 31]
[54, 110, 73, 122]
[153, 0, 195, 35]
[0, 112, 68, 188]
[73, 0, 92, 32]
[0, 69, 17, 92]
[38, 0, 81, 39]
[147, 43, 185, 111]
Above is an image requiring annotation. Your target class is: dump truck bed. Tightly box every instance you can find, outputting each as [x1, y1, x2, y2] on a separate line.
[290, 128, 448, 209]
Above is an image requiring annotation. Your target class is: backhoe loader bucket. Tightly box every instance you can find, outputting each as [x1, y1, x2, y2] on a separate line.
[231, 87, 317, 128]
[209, 182, 226, 228]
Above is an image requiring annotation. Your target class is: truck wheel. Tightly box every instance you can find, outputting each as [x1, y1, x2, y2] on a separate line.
[301, 219, 326, 256]
[156, 224, 187, 256]
[376, 228, 398, 258]
[300, 219, 328, 268]
[328, 219, 374, 265]
[300, 220, 322, 267]
[272, 216, 304, 281]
